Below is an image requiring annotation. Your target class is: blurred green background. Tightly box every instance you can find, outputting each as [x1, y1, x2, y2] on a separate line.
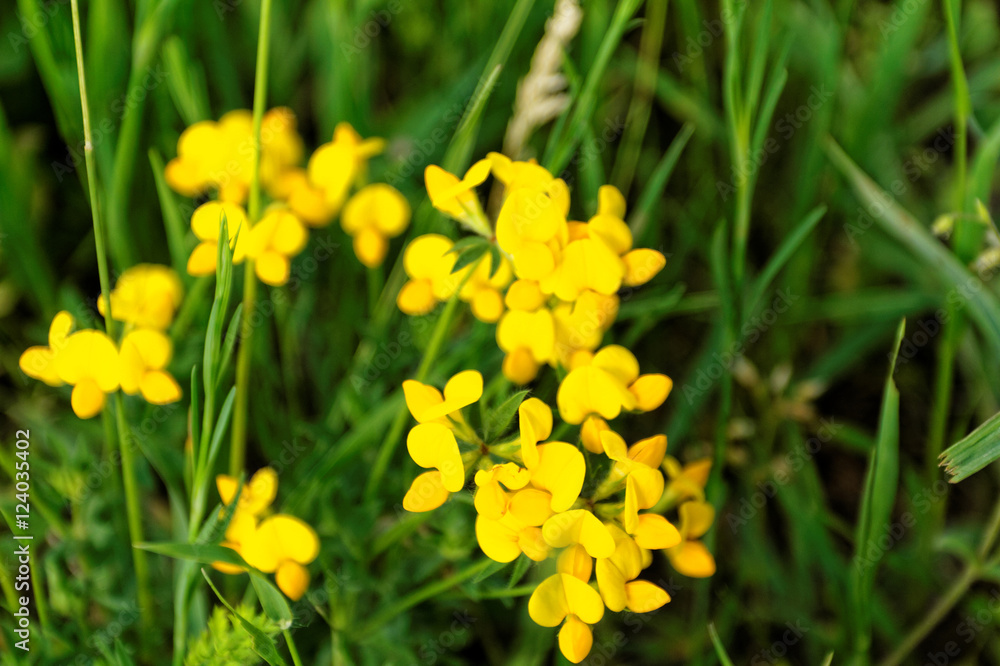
[5, 0, 1000, 663]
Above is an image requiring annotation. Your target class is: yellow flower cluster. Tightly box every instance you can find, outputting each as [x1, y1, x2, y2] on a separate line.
[398, 153, 666, 381]
[399, 369, 715, 663]
[213, 467, 320, 601]
[19, 265, 184, 418]
[167, 110, 411, 283]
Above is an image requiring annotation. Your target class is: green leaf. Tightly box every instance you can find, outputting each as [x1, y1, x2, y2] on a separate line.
[848, 319, 903, 658]
[507, 554, 533, 589]
[449, 240, 490, 274]
[484, 390, 531, 443]
[250, 574, 294, 631]
[707, 623, 735, 666]
[136, 542, 245, 567]
[473, 559, 509, 584]
[202, 570, 288, 666]
[940, 410, 1000, 483]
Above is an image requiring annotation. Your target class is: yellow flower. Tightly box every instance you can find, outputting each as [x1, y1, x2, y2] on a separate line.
[213, 468, 278, 575]
[308, 122, 384, 210]
[165, 119, 230, 199]
[98, 264, 183, 330]
[476, 508, 551, 563]
[119, 329, 182, 405]
[259, 108, 305, 199]
[424, 159, 492, 236]
[662, 456, 712, 505]
[600, 431, 666, 533]
[403, 423, 466, 512]
[272, 169, 339, 228]
[241, 515, 320, 600]
[541, 509, 615, 558]
[488, 153, 559, 194]
[494, 180, 570, 282]
[397, 234, 462, 315]
[551, 290, 619, 370]
[595, 523, 670, 613]
[187, 201, 249, 276]
[528, 573, 605, 664]
[55, 329, 120, 419]
[245, 209, 309, 286]
[341, 184, 411, 268]
[666, 500, 716, 578]
[458, 251, 513, 323]
[556, 345, 672, 424]
[19, 310, 74, 387]
[473, 463, 531, 520]
[518, 397, 552, 469]
[402, 369, 483, 425]
[19, 311, 120, 418]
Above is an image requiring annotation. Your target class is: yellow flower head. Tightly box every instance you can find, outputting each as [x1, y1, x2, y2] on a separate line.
[56, 328, 120, 419]
[213, 468, 279, 575]
[308, 122, 385, 210]
[119, 329, 182, 405]
[495, 180, 571, 282]
[666, 500, 716, 578]
[551, 290, 619, 370]
[473, 463, 531, 520]
[541, 509, 614, 559]
[187, 201, 249, 276]
[600, 431, 666, 533]
[341, 183, 411, 268]
[662, 456, 712, 505]
[98, 264, 183, 330]
[241, 515, 320, 600]
[397, 234, 462, 316]
[496, 308, 555, 384]
[475, 508, 550, 563]
[528, 573, 605, 664]
[245, 209, 309, 286]
[273, 168, 340, 228]
[556, 345, 672, 424]
[19, 310, 74, 387]
[425, 159, 492, 237]
[595, 524, 671, 614]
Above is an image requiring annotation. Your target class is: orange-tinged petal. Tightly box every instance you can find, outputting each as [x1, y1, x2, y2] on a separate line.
[502, 348, 541, 385]
[631, 514, 681, 550]
[630, 374, 672, 412]
[518, 526, 550, 562]
[680, 500, 715, 539]
[406, 423, 464, 492]
[557, 544, 593, 582]
[276, 560, 310, 601]
[558, 616, 594, 664]
[668, 540, 716, 578]
[352, 227, 388, 268]
[403, 471, 451, 513]
[71, 379, 106, 419]
[624, 580, 670, 613]
[629, 435, 667, 469]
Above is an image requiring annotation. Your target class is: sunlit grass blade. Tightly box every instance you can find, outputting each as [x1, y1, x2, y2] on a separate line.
[940, 410, 1000, 483]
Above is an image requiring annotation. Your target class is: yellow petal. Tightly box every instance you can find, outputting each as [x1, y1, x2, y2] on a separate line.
[552, 239, 625, 301]
[19, 347, 61, 386]
[242, 515, 319, 572]
[508, 488, 555, 527]
[631, 514, 682, 550]
[504, 279, 546, 311]
[403, 471, 451, 513]
[475, 514, 522, 563]
[558, 616, 594, 664]
[402, 379, 445, 423]
[556, 366, 636, 425]
[595, 556, 628, 612]
[71, 379, 106, 419]
[680, 500, 715, 540]
[599, 430, 629, 462]
[417, 370, 483, 422]
[624, 580, 670, 613]
[592, 345, 640, 385]
[623, 249, 666, 287]
[139, 370, 182, 404]
[580, 416, 609, 455]
[518, 526, 550, 562]
[528, 573, 604, 627]
[122, 329, 173, 370]
[255, 251, 291, 286]
[187, 242, 219, 276]
[191, 201, 248, 243]
[629, 435, 667, 469]
[406, 423, 464, 492]
[343, 183, 411, 237]
[557, 544, 593, 582]
[542, 510, 615, 559]
[496, 309, 554, 363]
[597, 184, 627, 219]
[474, 477, 508, 520]
[518, 397, 552, 469]
[352, 228, 388, 268]
[397, 280, 438, 316]
[56, 331, 120, 391]
[494, 462, 531, 490]
[502, 348, 541, 385]
[470, 288, 504, 323]
[531, 443, 585, 512]
[269, 211, 309, 255]
[629, 374, 672, 412]
[667, 540, 716, 578]
[402, 234, 454, 280]
[276, 560, 310, 601]
[588, 212, 632, 256]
